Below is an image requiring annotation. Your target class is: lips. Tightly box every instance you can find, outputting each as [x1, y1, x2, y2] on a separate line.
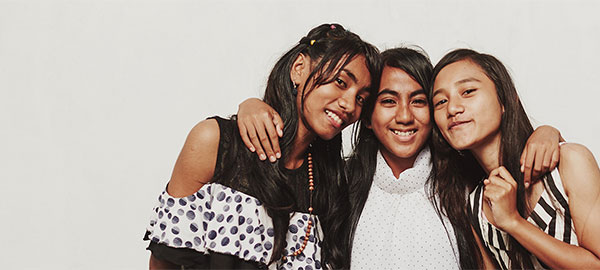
[448, 120, 471, 130]
[325, 109, 345, 128]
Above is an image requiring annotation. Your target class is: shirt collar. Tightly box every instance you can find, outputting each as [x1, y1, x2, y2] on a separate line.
[373, 147, 432, 194]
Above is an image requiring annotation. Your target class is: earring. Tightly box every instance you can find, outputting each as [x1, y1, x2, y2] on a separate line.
[292, 82, 299, 96]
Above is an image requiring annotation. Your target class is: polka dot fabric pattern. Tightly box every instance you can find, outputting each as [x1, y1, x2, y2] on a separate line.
[351, 148, 460, 269]
[146, 183, 323, 269]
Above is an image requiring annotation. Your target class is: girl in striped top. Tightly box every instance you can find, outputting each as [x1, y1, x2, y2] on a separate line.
[429, 49, 600, 269]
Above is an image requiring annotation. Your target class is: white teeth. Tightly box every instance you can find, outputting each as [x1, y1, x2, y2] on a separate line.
[392, 129, 416, 136]
[325, 110, 343, 126]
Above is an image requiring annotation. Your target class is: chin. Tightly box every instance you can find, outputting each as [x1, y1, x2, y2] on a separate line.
[389, 146, 421, 159]
[448, 141, 471, 151]
[317, 131, 338, 141]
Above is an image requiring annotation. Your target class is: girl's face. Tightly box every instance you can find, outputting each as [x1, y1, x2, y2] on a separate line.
[369, 66, 431, 160]
[431, 59, 503, 151]
[294, 55, 372, 140]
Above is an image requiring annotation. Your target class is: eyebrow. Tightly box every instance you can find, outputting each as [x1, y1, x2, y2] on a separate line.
[433, 77, 481, 97]
[409, 89, 426, 98]
[377, 88, 425, 98]
[342, 69, 358, 84]
[456, 77, 481, 85]
[377, 89, 398, 97]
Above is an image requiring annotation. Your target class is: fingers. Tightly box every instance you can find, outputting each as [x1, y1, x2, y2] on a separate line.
[520, 147, 527, 173]
[483, 180, 505, 206]
[488, 172, 515, 191]
[540, 147, 553, 176]
[550, 147, 560, 171]
[262, 114, 281, 161]
[246, 122, 268, 161]
[522, 144, 536, 187]
[272, 112, 284, 138]
[531, 147, 546, 181]
[238, 122, 256, 153]
[253, 115, 276, 162]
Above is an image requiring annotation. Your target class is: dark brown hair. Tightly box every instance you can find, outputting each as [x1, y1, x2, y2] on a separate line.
[429, 49, 535, 269]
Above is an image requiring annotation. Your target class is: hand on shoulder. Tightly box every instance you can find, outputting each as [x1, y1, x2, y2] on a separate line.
[167, 119, 220, 198]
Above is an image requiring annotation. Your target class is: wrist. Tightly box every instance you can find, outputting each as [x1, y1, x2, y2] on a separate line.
[500, 213, 525, 233]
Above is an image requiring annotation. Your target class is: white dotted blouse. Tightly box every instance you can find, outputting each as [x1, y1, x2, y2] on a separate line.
[351, 147, 460, 269]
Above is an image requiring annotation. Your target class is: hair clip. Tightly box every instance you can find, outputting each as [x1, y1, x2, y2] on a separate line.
[330, 24, 336, 29]
[310, 39, 316, 46]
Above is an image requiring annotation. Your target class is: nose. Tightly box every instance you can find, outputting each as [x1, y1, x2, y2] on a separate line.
[338, 90, 356, 115]
[395, 103, 414, 124]
[447, 97, 464, 117]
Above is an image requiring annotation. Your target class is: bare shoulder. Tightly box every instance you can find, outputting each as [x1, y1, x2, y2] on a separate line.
[167, 119, 221, 198]
[187, 118, 220, 148]
[558, 143, 600, 196]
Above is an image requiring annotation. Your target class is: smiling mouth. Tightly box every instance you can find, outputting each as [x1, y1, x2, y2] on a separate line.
[392, 129, 417, 137]
[325, 109, 344, 127]
[448, 120, 471, 130]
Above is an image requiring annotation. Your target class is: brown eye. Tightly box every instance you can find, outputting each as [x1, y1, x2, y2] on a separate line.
[381, 98, 396, 105]
[434, 99, 447, 107]
[335, 78, 347, 88]
[356, 95, 366, 105]
[412, 99, 427, 105]
[464, 89, 476, 95]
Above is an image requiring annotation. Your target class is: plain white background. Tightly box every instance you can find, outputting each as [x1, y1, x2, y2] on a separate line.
[1, 0, 599, 269]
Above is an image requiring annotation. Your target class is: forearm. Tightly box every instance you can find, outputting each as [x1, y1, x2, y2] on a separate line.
[506, 218, 600, 269]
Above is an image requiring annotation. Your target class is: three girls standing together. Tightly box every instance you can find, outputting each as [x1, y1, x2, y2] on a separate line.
[144, 23, 600, 269]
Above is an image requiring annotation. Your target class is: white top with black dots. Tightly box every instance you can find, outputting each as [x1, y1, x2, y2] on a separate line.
[351, 147, 460, 270]
[146, 183, 324, 270]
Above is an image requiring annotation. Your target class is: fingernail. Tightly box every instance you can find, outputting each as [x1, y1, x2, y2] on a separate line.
[269, 156, 276, 162]
[276, 152, 281, 158]
[277, 128, 283, 137]
[259, 154, 266, 160]
[250, 146, 255, 152]
[520, 164, 524, 172]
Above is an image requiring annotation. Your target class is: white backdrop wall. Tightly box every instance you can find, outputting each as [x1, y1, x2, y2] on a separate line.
[1, 0, 599, 269]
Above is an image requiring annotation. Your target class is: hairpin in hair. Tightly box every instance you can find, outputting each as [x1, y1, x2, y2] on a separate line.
[330, 24, 336, 29]
[310, 39, 316, 46]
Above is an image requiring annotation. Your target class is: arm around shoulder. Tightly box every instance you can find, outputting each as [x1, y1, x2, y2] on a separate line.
[167, 119, 220, 198]
[558, 143, 600, 266]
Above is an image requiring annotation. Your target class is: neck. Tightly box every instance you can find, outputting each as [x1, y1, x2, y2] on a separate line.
[471, 131, 502, 173]
[285, 122, 317, 169]
[379, 147, 421, 179]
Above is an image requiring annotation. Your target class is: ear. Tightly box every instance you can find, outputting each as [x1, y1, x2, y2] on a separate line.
[365, 120, 372, 130]
[290, 53, 309, 85]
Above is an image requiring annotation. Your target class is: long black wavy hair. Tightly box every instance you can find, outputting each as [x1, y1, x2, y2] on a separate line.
[218, 23, 380, 268]
[345, 47, 433, 258]
[428, 49, 536, 269]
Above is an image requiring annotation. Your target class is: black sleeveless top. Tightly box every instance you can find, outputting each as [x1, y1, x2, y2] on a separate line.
[144, 117, 324, 270]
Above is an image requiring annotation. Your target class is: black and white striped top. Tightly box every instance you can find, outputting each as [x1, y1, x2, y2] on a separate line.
[469, 168, 579, 269]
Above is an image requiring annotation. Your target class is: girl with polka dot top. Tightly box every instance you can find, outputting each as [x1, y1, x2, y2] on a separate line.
[144, 23, 381, 270]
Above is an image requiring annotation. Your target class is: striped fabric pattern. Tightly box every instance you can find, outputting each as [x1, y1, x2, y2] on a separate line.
[469, 169, 579, 269]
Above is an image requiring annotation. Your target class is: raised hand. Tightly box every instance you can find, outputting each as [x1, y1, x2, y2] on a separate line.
[483, 166, 522, 231]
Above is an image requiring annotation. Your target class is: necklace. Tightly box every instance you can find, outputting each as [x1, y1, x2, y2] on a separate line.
[282, 152, 314, 261]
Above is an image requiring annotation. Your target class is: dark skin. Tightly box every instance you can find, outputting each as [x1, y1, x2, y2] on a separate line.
[236, 97, 564, 186]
